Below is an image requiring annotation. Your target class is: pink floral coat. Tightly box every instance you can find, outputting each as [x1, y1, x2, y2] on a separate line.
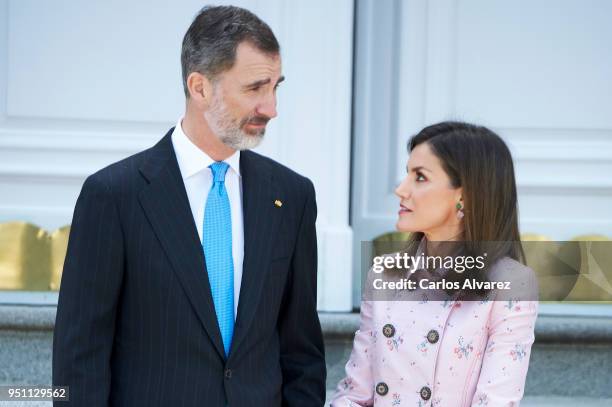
[331, 254, 539, 407]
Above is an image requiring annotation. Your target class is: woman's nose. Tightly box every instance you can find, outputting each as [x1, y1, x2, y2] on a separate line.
[395, 178, 410, 199]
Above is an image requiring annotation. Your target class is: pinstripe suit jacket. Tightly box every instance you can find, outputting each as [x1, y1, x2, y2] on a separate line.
[52, 128, 326, 406]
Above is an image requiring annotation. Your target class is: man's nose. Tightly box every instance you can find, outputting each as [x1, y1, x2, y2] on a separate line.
[257, 93, 277, 119]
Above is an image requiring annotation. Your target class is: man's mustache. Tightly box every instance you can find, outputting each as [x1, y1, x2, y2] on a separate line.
[242, 116, 270, 126]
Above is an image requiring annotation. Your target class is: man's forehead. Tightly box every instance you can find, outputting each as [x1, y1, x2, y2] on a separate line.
[232, 42, 282, 78]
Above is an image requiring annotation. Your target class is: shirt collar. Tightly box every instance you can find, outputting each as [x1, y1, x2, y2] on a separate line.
[171, 117, 241, 179]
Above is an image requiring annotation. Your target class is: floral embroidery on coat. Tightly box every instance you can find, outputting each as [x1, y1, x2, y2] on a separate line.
[387, 334, 404, 351]
[416, 339, 429, 355]
[341, 377, 354, 391]
[441, 300, 462, 309]
[453, 335, 474, 359]
[475, 392, 489, 405]
[391, 393, 401, 405]
[510, 343, 527, 361]
[505, 299, 521, 311]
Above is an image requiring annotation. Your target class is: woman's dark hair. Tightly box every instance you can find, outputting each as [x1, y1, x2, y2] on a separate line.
[405, 121, 525, 299]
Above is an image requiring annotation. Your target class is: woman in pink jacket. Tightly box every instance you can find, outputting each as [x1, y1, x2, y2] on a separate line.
[331, 122, 539, 406]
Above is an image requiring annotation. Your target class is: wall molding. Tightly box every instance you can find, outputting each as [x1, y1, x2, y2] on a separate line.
[0, 0, 356, 311]
[352, 0, 612, 308]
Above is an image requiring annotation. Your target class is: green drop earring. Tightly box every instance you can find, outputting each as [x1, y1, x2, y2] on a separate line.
[456, 202, 464, 220]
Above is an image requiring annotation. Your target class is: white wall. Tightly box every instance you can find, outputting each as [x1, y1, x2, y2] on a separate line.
[0, 0, 355, 311]
[352, 0, 612, 305]
[409, 0, 612, 239]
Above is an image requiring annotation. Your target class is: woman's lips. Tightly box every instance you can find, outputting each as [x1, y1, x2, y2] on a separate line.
[399, 206, 413, 215]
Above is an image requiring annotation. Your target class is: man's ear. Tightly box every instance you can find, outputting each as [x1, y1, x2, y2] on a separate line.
[186, 72, 213, 107]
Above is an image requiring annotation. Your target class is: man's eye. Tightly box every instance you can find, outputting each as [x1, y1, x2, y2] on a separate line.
[249, 86, 261, 92]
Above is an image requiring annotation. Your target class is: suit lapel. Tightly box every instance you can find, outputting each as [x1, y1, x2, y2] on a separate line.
[137, 129, 225, 360]
[229, 150, 283, 359]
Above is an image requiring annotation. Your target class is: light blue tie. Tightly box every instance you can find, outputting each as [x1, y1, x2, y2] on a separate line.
[203, 161, 234, 357]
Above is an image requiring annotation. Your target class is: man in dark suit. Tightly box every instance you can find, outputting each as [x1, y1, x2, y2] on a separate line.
[53, 5, 326, 406]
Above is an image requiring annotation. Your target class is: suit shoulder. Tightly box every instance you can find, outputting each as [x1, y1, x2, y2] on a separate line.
[245, 150, 314, 191]
[84, 144, 157, 192]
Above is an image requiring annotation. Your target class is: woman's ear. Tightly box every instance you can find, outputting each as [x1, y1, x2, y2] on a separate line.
[455, 187, 464, 206]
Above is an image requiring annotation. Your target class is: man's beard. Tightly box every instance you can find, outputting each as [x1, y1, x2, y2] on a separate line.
[204, 93, 267, 151]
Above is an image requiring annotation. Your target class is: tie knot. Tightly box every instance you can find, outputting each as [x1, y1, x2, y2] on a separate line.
[209, 161, 230, 183]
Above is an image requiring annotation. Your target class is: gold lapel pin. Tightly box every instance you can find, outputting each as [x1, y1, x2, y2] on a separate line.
[274, 199, 283, 207]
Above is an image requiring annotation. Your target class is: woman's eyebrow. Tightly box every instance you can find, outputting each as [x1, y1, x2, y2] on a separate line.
[407, 165, 432, 173]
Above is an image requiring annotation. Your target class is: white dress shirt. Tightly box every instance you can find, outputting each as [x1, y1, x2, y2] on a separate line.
[171, 118, 244, 318]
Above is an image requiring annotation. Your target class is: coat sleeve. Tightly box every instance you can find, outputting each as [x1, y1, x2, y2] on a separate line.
[471, 263, 539, 406]
[52, 174, 125, 407]
[278, 178, 327, 406]
[330, 296, 376, 406]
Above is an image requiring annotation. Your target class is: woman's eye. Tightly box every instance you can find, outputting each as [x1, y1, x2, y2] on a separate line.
[416, 172, 426, 182]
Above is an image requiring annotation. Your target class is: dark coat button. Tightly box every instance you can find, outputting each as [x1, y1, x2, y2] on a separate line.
[375, 382, 389, 396]
[427, 329, 440, 344]
[382, 324, 395, 338]
[420, 386, 431, 400]
[224, 368, 232, 379]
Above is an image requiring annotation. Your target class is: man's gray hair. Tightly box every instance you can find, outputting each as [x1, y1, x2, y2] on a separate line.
[181, 5, 280, 98]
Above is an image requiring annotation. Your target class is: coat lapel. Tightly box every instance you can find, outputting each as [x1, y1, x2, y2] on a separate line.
[137, 129, 225, 360]
[229, 150, 283, 360]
